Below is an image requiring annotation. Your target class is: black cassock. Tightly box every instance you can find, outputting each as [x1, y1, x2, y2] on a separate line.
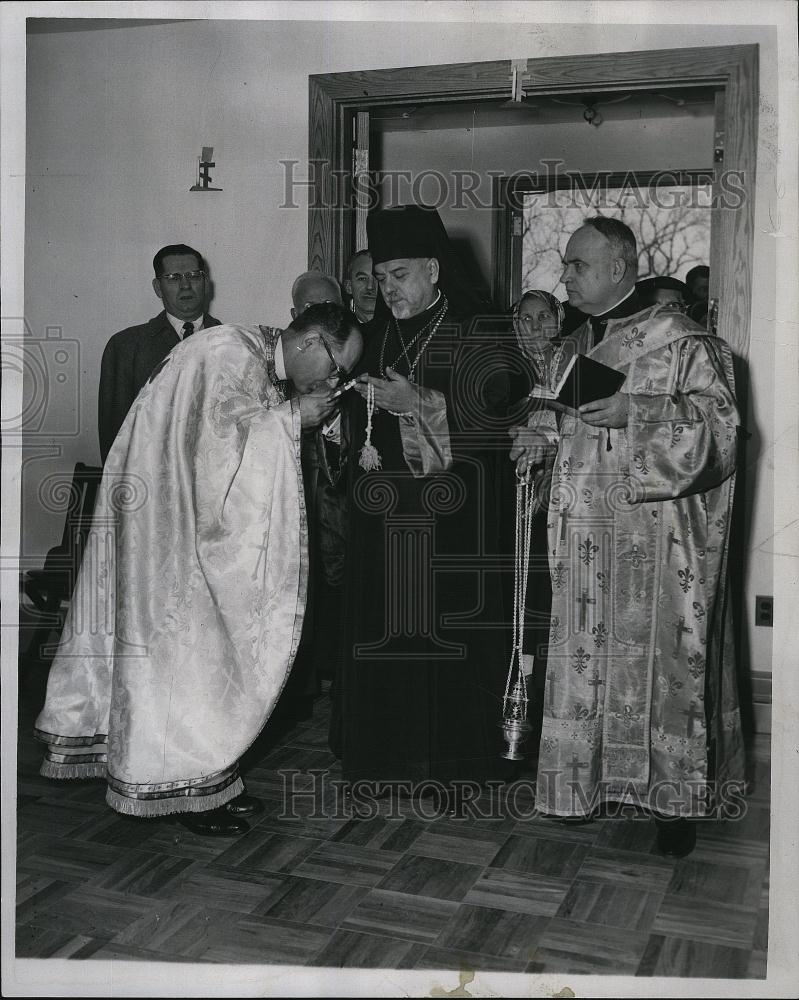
[331, 299, 513, 787]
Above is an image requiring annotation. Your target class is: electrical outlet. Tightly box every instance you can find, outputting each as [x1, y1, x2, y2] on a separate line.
[755, 595, 773, 627]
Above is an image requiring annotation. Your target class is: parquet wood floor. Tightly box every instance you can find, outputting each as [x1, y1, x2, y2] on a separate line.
[15, 680, 770, 977]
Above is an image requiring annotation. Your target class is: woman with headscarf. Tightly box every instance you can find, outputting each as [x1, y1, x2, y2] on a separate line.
[512, 288, 568, 391]
[508, 289, 576, 755]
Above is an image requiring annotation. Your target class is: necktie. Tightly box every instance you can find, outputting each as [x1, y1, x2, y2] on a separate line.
[182, 322, 194, 339]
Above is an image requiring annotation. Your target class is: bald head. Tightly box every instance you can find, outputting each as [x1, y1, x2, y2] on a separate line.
[561, 219, 638, 316]
[291, 271, 342, 319]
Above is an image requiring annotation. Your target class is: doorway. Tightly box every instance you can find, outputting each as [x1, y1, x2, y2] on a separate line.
[366, 87, 719, 311]
[308, 45, 758, 358]
[307, 44, 761, 715]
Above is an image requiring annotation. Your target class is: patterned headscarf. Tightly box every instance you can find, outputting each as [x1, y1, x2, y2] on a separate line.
[512, 289, 565, 353]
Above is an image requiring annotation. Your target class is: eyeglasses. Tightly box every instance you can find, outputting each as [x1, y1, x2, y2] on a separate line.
[158, 270, 206, 284]
[319, 334, 350, 383]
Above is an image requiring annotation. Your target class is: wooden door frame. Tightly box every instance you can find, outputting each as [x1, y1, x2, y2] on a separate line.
[308, 44, 758, 358]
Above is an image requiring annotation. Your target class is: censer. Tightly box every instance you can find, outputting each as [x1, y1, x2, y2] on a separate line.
[500, 466, 536, 760]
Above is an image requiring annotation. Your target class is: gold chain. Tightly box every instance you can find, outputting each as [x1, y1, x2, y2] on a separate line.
[379, 295, 449, 383]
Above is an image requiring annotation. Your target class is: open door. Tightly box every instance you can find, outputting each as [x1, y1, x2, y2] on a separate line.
[309, 45, 758, 359]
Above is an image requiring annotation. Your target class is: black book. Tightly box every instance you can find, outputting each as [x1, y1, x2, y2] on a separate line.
[530, 354, 625, 409]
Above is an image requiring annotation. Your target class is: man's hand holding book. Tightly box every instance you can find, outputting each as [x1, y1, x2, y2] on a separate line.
[578, 392, 630, 428]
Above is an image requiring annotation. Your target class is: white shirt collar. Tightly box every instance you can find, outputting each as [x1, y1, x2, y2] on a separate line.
[166, 312, 204, 338]
[595, 286, 636, 319]
[274, 335, 287, 380]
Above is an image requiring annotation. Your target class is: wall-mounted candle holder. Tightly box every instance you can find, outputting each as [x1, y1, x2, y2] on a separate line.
[190, 146, 222, 191]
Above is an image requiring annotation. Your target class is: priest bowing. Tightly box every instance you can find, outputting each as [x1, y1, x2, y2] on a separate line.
[35, 304, 362, 837]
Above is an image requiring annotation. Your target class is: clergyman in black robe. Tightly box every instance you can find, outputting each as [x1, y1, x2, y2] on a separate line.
[332, 205, 511, 810]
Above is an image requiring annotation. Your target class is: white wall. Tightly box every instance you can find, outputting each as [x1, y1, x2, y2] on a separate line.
[23, 18, 779, 678]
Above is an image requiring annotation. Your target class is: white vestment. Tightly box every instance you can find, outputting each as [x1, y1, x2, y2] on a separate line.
[35, 325, 308, 816]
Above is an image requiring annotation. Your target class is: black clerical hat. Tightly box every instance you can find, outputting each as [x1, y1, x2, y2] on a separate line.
[367, 204, 493, 317]
[367, 205, 451, 265]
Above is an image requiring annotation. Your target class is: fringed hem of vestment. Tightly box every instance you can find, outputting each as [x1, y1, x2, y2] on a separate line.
[106, 776, 244, 818]
[40, 760, 107, 780]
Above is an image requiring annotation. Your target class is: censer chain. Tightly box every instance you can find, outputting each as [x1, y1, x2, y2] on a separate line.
[503, 470, 536, 709]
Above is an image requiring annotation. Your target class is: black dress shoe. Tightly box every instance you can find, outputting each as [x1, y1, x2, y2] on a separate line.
[226, 793, 264, 817]
[654, 816, 696, 857]
[178, 806, 250, 837]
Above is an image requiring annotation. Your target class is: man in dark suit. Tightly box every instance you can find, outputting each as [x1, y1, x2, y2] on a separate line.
[343, 249, 377, 325]
[98, 244, 221, 462]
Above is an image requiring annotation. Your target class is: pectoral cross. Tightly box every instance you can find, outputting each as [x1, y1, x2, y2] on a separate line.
[577, 588, 596, 632]
[679, 700, 703, 738]
[252, 531, 270, 580]
[587, 670, 605, 715]
[672, 615, 694, 657]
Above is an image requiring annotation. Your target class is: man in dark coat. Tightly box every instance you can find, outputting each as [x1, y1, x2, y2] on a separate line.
[344, 249, 378, 325]
[98, 244, 221, 462]
[334, 205, 510, 814]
